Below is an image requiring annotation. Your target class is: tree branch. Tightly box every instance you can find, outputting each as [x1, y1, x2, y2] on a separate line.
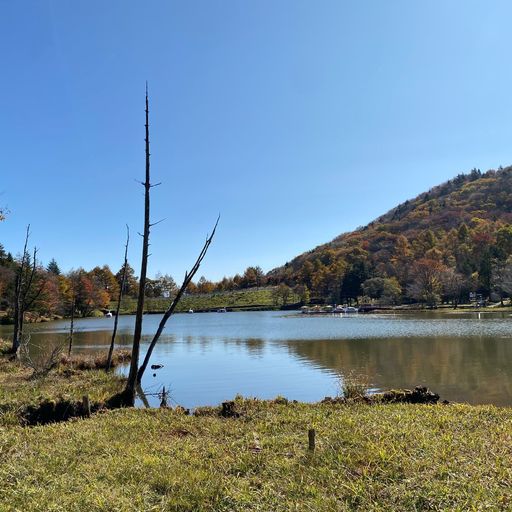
[106, 224, 130, 371]
[136, 215, 220, 383]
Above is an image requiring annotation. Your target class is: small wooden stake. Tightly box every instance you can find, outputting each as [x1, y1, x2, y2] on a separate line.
[251, 432, 262, 453]
[82, 395, 91, 418]
[308, 428, 316, 451]
[160, 386, 168, 408]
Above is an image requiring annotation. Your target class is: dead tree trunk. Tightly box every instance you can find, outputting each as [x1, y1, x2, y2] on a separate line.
[12, 279, 22, 354]
[106, 225, 130, 371]
[20, 247, 40, 332]
[67, 296, 75, 357]
[136, 217, 219, 384]
[123, 85, 152, 406]
[11, 228, 43, 355]
[11, 226, 30, 354]
[106, 86, 219, 408]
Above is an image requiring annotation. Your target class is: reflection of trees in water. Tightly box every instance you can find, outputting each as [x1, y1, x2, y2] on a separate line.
[245, 338, 265, 355]
[27, 325, 512, 405]
[173, 335, 266, 356]
[224, 338, 265, 356]
[24, 332, 67, 360]
[28, 330, 134, 359]
[286, 337, 512, 405]
[143, 334, 266, 357]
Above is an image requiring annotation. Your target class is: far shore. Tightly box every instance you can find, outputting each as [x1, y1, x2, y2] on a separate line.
[1, 300, 511, 326]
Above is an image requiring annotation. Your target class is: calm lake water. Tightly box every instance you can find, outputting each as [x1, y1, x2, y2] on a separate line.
[2, 310, 512, 408]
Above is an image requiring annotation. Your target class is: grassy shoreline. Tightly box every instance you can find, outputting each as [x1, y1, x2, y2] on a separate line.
[0, 350, 511, 510]
[115, 287, 512, 315]
[1, 399, 511, 510]
[2, 285, 510, 323]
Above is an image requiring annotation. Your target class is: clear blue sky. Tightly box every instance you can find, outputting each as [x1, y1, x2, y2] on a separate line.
[1, 1, 511, 281]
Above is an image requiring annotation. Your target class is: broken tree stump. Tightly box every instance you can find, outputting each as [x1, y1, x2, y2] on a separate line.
[220, 401, 240, 418]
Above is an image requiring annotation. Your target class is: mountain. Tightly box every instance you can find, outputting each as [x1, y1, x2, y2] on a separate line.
[268, 166, 512, 305]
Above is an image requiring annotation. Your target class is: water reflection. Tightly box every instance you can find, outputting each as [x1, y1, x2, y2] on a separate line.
[1, 311, 512, 407]
[284, 336, 512, 406]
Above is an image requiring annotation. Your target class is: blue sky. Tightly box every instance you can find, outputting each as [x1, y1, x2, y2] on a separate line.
[1, 1, 512, 281]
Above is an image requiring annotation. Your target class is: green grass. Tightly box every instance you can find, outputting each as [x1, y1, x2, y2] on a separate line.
[1, 347, 511, 510]
[0, 356, 125, 427]
[402, 304, 512, 315]
[0, 399, 511, 511]
[116, 287, 300, 314]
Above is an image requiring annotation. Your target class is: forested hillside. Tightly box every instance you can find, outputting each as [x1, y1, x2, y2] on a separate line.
[268, 166, 512, 305]
[2, 167, 512, 318]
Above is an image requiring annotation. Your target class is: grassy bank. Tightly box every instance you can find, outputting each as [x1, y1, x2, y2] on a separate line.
[0, 349, 125, 427]
[0, 398, 511, 511]
[115, 286, 300, 314]
[389, 303, 512, 315]
[0, 351, 511, 510]
[114, 293, 512, 317]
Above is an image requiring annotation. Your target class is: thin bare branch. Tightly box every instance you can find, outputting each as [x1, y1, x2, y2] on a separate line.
[19, 334, 63, 379]
[106, 225, 130, 371]
[24, 281, 45, 311]
[149, 218, 166, 228]
[136, 215, 220, 383]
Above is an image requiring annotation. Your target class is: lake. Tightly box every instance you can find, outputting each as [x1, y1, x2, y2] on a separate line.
[2, 310, 512, 408]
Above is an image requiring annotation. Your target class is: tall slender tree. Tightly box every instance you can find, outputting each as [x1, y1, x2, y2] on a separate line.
[11, 226, 45, 354]
[11, 226, 31, 354]
[109, 86, 218, 407]
[106, 225, 130, 371]
[123, 84, 152, 405]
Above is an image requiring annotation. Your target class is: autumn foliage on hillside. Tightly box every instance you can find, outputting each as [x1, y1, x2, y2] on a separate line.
[268, 167, 512, 305]
[2, 167, 512, 315]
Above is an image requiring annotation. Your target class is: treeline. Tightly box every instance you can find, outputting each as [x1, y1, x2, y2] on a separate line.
[267, 167, 512, 306]
[0, 247, 181, 319]
[0, 241, 303, 319]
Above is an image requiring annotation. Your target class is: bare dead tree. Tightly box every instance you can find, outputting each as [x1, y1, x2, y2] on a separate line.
[106, 225, 130, 371]
[137, 217, 219, 384]
[11, 226, 30, 354]
[67, 295, 75, 357]
[123, 84, 153, 405]
[11, 226, 45, 355]
[108, 86, 218, 408]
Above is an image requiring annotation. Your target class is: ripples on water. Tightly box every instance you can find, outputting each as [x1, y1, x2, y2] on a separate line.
[2, 311, 511, 407]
